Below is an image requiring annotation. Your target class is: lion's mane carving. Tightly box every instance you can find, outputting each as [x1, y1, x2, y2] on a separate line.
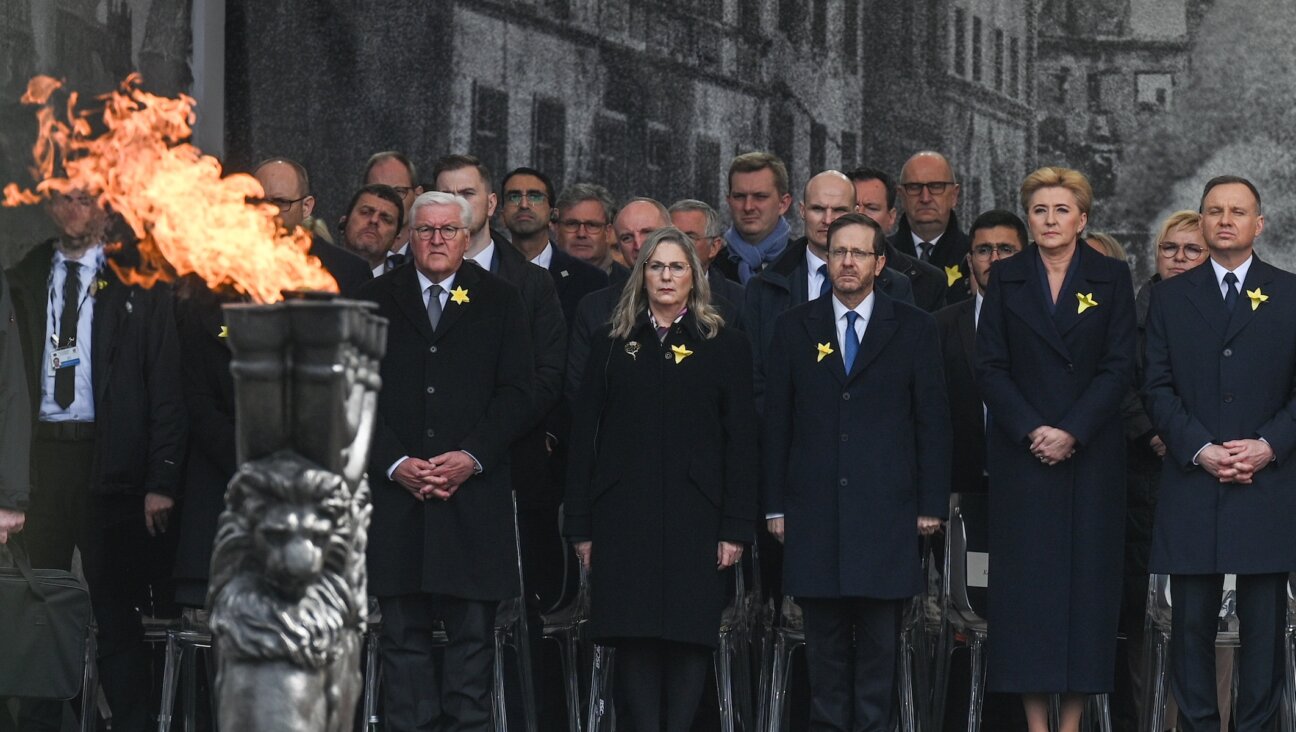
[207, 450, 370, 669]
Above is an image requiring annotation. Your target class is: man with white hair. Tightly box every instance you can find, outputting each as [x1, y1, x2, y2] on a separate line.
[360, 191, 534, 730]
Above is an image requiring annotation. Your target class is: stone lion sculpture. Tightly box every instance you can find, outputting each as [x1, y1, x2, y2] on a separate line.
[208, 450, 370, 732]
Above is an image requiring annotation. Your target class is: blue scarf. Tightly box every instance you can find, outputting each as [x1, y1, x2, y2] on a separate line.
[724, 217, 791, 283]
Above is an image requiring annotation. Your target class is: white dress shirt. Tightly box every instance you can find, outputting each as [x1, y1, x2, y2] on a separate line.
[974, 291, 984, 329]
[468, 241, 496, 272]
[530, 242, 555, 269]
[39, 245, 104, 422]
[806, 246, 829, 299]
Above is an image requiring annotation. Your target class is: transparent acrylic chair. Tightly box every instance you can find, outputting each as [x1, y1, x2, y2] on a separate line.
[156, 610, 216, 732]
[585, 557, 753, 732]
[541, 560, 591, 732]
[360, 492, 537, 732]
[934, 493, 1112, 732]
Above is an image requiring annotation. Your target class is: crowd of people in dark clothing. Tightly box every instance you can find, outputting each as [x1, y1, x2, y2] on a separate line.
[1, 145, 1291, 732]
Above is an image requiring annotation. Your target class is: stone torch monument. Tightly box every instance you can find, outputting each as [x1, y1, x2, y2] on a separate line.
[207, 293, 385, 731]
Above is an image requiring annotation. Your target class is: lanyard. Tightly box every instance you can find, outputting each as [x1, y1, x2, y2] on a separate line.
[47, 261, 95, 348]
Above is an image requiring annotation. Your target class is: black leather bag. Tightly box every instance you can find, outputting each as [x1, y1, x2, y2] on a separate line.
[0, 537, 93, 699]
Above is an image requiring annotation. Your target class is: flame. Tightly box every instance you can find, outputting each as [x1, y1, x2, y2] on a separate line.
[3, 74, 336, 303]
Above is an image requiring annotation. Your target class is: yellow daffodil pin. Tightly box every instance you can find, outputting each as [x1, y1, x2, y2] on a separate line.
[96, 279, 109, 292]
[1247, 288, 1269, 311]
[945, 265, 962, 288]
[670, 344, 693, 364]
[1076, 292, 1098, 314]
[816, 342, 834, 363]
[218, 325, 229, 339]
[449, 286, 470, 305]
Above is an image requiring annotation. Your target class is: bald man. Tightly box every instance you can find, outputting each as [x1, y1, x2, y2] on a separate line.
[251, 158, 371, 297]
[889, 152, 971, 303]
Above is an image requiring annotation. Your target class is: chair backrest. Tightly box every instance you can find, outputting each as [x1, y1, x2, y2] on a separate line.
[944, 492, 989, 627]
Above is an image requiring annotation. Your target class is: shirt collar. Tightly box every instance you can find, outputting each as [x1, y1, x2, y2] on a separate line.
[52, 243, 105, 269]
[805, 244, 828, 273]
[468, 241, 496, 271]
[911, 231, 944, 249]
[974, 291, 984, 326]
[831, 290, 876, 323]
[1210, 254, 1253, 288]
[415, 267, 456, 294]
[531, 242, 555, 269]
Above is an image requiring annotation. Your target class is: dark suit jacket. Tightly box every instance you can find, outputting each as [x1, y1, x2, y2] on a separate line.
[547, 244, 609, 325]
[708, 266, 746, 318]
[742, 237, 914, 408]
[886, 241, 948, 313]
[889, 211, 971, 303]
[935, 296, 985, 494]
[8, 241, 186, 498]
[361, 262, 534, 600]
[1144, 257, 1296, 574]
[761, 291, 951, 598]
[0, 269, 30, 511]
[309, 236, 372, 297]
[566, 282, 743, 401]
[485, 235, 567, 507]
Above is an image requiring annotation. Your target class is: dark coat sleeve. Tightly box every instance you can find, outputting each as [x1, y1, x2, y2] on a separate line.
[566, 292, 603, 402]
[717, 330, 759, 541]
[912, 313, 953, 519]
[141, 284, 188, 498]
[520, 267, 567, 431]
[975, 268, 1047, 444]
[563, 329, 613, 539]
[0, 270, 30, 511]
[175, 299, 236, 479]
[760, 314, 795, 516]
[1055, 267, 1136, 446]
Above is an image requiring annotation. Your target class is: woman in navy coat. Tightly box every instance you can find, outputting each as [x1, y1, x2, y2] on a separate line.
[975, 167, 1136, 732]
[565, 227, 758, 732]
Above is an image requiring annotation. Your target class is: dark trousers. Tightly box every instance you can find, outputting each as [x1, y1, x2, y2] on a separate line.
[19, 434, 153, 732]
[1170, 573, 1286, 732]
[379, 593, 497, 732]
[800, 596, 903, 732]
[613, 638, 711, 732]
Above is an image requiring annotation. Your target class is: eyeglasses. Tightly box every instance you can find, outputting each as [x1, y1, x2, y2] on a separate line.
[1158, 242, 1205, 261]
[390, 186, 414, 198]
[251, 195, 309, 212]
[828, 248, 879, 261]
[646, 262, 691, 276]
[505, 191, 548, 206]
[559, 219, 607, 233]
[971, 244, 1021, 259]
[411, 225, 463, 240]
[900, 181, 955, 196]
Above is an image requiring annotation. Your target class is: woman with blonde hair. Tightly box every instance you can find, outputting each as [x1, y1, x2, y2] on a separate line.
[565, 227, 758, 730]
[976, 166, 1137, 732]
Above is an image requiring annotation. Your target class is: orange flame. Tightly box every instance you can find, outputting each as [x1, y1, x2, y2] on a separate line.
[3, 74, 336, 303]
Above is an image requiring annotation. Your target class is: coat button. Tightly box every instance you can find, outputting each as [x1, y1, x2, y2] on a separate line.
[426, 386, 436, 395]
[839, 478, 848, 487]
[425, 428, 436, 438]
[1223, 348, 1233, 357]
[1223, 393, 1234, 404]
[841, 433, 848, 442]
[665, 353, 671, 360]
[1066, 363, 1075, 373]
[842, 392, 851, 401]
[429, 345, 438, 353]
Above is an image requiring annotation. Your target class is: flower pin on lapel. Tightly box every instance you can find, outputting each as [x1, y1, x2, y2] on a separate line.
[945, 265, 962, 288]
[1076, 292, 1098, 314]
[1247, 288, 1269, 311]
[449, 286, 470, 305]
[625, 341, 640, 360]
[816, 342, 834, 363]
[218, 325, 229, 339]
[670, 344, 694, 364]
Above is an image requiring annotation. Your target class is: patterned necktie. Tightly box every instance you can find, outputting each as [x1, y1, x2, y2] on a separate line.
[426, 284, 443, 331]
[843, 311, 860, 372]
[386, 252, 406, 272]
[817, 263, 831, 298]
[1223, 271, 1239, 311]
[54, 260, 82, 409]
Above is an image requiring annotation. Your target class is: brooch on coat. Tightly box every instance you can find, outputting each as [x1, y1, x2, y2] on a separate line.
[449, 286, 470, 305]
[624, 341, 640, 360]
[218, 325, 229, 339]
[1247, 288, 1269, 311]
[1076, 292, 1098, 314]
[670, 344, 693, 364]
[944, 265, 962, 288]
[816, 342, 834, 363]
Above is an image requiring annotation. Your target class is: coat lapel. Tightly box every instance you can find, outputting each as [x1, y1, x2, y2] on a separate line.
[957, 298, 978, 375]
[1183, 262, 1228, 339]
[430, 263, 478, 343]
[1004, 248, 1070, 360]
[1224, 257, 1274, 344]
[91, 269, 128, 406]
[848, 292, 898, 380]
[1054, 244, 1111, 337]
[803, 296, 847, 385]
[392, 265, 436, 343]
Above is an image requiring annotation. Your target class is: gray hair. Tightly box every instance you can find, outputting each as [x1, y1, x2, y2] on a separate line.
[555, 182, 616, 223]
[669, 199, 724, 238]
[410, 190, 473, 230]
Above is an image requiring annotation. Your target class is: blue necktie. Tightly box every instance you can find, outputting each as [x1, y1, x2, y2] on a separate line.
[1223, 271, 1239, 311]
[817, 263, 831, 298]
[843, 311, 860, 371]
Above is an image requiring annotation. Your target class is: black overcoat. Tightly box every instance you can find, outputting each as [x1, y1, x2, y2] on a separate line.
[935, 296, 986, 494]
[564, 312, 758, 648]
[761, 291, 951, 599]
[975, 243, 1135, 694]
[1143, 257, 1296, 574]
[361, 262, 534, 600]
